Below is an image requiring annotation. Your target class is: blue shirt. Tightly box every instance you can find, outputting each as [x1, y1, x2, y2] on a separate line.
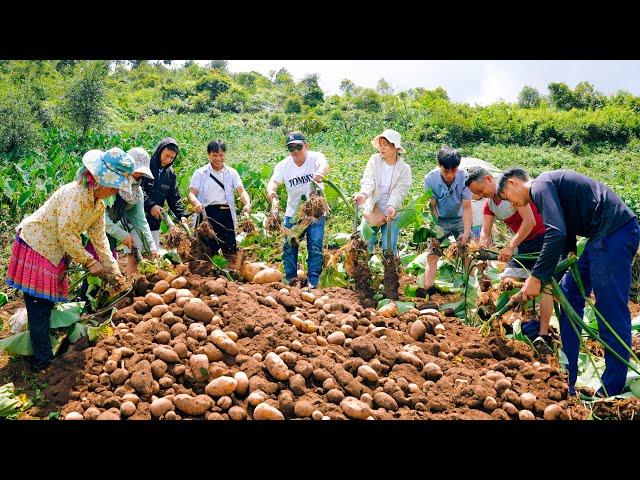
[424, 168, 471, 219]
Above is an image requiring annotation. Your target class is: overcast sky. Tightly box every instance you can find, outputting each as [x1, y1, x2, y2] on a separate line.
[210, 60, 640, 105]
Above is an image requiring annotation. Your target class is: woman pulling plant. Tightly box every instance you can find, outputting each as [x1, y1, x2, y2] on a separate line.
[103, 147, 159, 275]
[5, 148, 133, 372]
[353, 129, 412, 254]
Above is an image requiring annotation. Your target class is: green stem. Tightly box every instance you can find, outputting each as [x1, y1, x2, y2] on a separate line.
[558, 299, 609, 397]
[385, 219, 393, 254]
[353, 202, 359, 235]
[551, 279, 640, 376]
[569, 263, 640, 365]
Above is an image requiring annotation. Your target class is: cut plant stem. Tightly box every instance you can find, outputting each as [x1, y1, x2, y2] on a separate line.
[568, 263, 640, 364]
[382, 218, 400, 300]
[554, 301, 609, 398]
[551, 278, 640, 377]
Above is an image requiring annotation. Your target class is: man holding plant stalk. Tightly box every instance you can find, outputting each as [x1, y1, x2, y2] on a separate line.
[420, 147, 473, 296]
[465, 166, 554, 354]
[266, 131, 329, 289]
[187, 139, 251, 255]
[498, 168, 639, 397]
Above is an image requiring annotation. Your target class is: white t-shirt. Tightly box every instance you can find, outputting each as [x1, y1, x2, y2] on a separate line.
[270, 151, 328, 217]
[189, 164, 242, 207]
[375, 161, 396, 211]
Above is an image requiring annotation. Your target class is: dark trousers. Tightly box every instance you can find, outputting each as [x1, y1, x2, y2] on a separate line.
[559, 218, 640, 396]
[203, 205, 237, 255]
[24, 292, 54, 369]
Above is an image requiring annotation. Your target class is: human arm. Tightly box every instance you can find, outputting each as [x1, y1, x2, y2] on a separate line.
[128, 201, 158, 254]
[480, 214, 494, 248]
[528, 183, 567, 286]
[460, 199, 472, 244]
[354, 156, 376, 206]
[237, 186, 251, 214]
[499, 204, 536, 261]
[86, 211, 123, 281]
[104, 212, 129, 243]
[166, 171, 188, 221]
[313, 153, 329, 182]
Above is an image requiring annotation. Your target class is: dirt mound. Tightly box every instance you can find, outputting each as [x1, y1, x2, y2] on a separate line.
[11, 267, 639, 421]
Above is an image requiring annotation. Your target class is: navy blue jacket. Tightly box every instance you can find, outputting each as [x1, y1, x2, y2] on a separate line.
[529, 170, 636, 282]
[141, 137, 188, 231]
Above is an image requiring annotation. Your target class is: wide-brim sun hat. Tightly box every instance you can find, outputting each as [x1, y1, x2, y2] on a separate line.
[127, 147, 154, 180]
[372, 129, 405, 154]
[82, 148, 135, 194]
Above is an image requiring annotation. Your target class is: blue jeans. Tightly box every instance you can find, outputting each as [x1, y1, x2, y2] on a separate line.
[284, 216, 326, 287]
[558, 219, 640, 396]
[368, 219, 400, 254]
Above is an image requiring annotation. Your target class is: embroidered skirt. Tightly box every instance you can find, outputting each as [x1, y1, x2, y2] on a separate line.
[6, 235, 69, 302]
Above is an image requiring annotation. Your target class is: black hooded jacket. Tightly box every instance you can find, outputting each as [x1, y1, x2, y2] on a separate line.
[141, 137, 188, 231]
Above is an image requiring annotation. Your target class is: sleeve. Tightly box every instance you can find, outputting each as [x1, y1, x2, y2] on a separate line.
[142, 177, 157, 214]
[483, 200, 494, 217]
[128, 201, 157, 253]
[232, 169, 243, 189]
[387, 163, 412, 210]
[530, 183, 567, 283]
[56, 190, 99, 267]
[461, 184, 472, 200]
[359, 156, 377, 198]
[269, 160, 285, 184]
[424, 171, 435, 192]
[189, 169, 202, 193]
[104, 213, 129, 242]
[167, 172, 187, 220]
[314, 153, 329, 177]
[86, 211, 121, 278]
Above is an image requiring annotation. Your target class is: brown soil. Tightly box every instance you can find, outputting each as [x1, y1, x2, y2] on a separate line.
[265, 213, 283, 233]
[4, 267, 639, 421]
[300, 195, 328, 222]
[383, 251, 400, 301]
[592, 397, 640, 420]
[240, 218, 258, 235]
[166, 229, 191, 258]
[345, 235, 375, 307]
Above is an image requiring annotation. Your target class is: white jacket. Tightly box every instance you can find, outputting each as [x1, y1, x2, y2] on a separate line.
[358, 153, 412, 215]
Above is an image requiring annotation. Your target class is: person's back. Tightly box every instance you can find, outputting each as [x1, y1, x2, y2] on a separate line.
[531, 169, 635, 241]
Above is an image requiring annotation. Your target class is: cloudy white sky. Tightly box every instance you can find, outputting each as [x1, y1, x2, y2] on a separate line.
[214, 60, 640, 105]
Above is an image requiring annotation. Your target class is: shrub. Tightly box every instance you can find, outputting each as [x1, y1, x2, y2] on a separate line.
[0, 92, 43, 154]
[284, 96, 302, 114]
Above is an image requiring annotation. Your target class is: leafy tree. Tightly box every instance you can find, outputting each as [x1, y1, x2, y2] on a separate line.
[194, 71, 232, 100]
[300, 74, 324, 107]
[340, 78, 356, 95]
[376, 78, 393, 95]
[0, 91, 42, 154]
[61, 62, 107, 137]
[517, 85, 541, 108]
[284, 96, 302, 114]
[353, 88, 382, 112]
[129, 60, 148, 69]
[573, 81, 605, 110]
[274, 68, 294, 87]
[548, 82, 576, 110]
[209, 60, 229, 72]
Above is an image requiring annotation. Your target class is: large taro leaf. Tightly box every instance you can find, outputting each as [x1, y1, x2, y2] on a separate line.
[0, 331, 34, 356]
[49, 302, 85, 329]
